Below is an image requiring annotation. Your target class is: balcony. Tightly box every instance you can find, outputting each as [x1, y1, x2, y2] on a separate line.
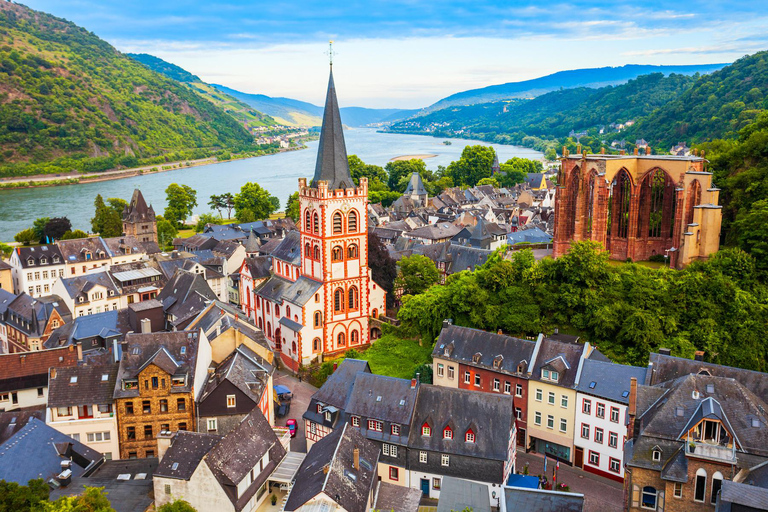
[686, 440, 736, 463]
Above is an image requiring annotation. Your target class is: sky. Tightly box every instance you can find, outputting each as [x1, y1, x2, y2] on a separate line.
[21, 0, 768, 109]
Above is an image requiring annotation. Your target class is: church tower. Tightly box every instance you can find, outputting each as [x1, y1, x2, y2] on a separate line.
[122, 189, 157, 243]
[298, 67, 385, 356]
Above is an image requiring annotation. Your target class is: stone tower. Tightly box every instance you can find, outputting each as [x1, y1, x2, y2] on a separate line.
[122, 189, 157, 244]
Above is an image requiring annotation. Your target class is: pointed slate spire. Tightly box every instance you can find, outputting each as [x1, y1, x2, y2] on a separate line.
[312, 68, 353, 190]
[491, 152, 500, 174]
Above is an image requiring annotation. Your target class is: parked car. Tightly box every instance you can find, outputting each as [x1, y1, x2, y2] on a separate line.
[286, 419, 298, 438]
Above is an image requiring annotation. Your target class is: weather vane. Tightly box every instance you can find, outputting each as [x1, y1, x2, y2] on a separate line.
[325, 40, 336, 67]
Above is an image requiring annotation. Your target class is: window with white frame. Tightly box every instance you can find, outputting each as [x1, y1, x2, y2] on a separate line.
[227, 395, 236, 407]
[419, 451, 427, 463]
[535, 388, 542, 401]
[515, 408, 522, 420]
[548, 391, 555, 404]
[595, 427, 604, 444]
[583, 398, 591, 414]
[464, 371, 471, 384]
[534, 412, 542, 425]
[581, 423, 589, 439]
[673, 482, 682, 498]
[559, 418, 567, 432]
[437, 363, 444, 377]
[610, 407, 620, 423]
[207, 418, 217, 431]
[441, 454, 449, 467]
[515, 384, 523, 397]
[351, 416, 360, 427]
[596, 402, 605, 418]
[391, 424, 400, 436]
[589, 451, 599, 465]
[561, 395, 568, 408]
[368, 420, 382, 432]
[609, 431, 618, 448]
[609, 457, 621, 473]
[504, 381, 511, 394]
[493, 379, 500, 391]
[547, 415, 554, 429]
[382, 444, 398, 457]
[447, 366, 454, 380]
[474, 373, 481, 387]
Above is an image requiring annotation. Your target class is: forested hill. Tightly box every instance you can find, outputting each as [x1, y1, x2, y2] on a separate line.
[0, 2, 254, 178]
[128, 53, 200, 82]
[428, 63, 727, 111]
[627, 51, 768, 148]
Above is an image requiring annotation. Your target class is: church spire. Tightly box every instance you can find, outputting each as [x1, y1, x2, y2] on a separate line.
[312, 60, 353, 190]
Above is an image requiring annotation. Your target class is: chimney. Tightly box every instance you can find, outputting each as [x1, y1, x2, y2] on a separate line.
[658, 348, 671, 356]
[694, 351, 705, 362]
[140, 318, 151, 334]
[627, 377, 638, 439]
[411, 375, 419, 389]
[50, 368, 57, 379]
[442, 319, 453, 329]
[353, 447, 360, 471]
[323, 464, 330, 475]
[76, 341, 83, 361]
[156, 431, 175, 462]
[332, 361, 338, 372]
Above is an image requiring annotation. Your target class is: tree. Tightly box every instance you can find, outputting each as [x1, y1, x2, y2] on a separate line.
[222, 193, 234, 219]
[0, 243, 13, 258]
[32, 217, 50, 243]
[544, 147, 558, 161]
[195, 213, 218, 233]
[208, 194, 226, 218]
[0, 478, 49, 512]
[45, 486, 115, 511]
[413, 363, 433, 384]
[385, 159, 427, 191]
[268, 195, 280, 213]
[476, 177, 500, 187]
[445, 145, 495, 186]
[368, 232, 398, 308]
[233, 182, 277, 222]
[395, 254, 440, 297]
[156, 215, 178, 249]
[14, 228, 37, 245]
[164, 184, 197, 226]
[285, 192, 300, 222]
[348, 155, 387, 185]
[43, 217, 72, 241]
[91, 195, 122, 237]
[157, 500, 197, 512]
[106, 198, 127, 215]
[61, 230, 89, 240]
[733, 199, 768, 276]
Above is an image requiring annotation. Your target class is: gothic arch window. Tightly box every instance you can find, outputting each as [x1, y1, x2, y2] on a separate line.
[638, 169, 676, 239]
[258, 318, 263, 330]
[585, 171, 597, 238]
[348, 210, 358, 232]
[334, 288, 345, 312]
[348, 286, 359, 310]
[371, 308, 378, 319]
[608, 169, 632, 239]
[332, 246, 343, 262]
[313, 212, 319, 234]
[563, 167, 581, 239]
[286, 305, 291, 318]
[305, 243, 312, 259]
[304, 210, 311, 232]
[686, 179, 702, 226]
[313, 246, 320, 260]
[292, 341, 297, 354]
[313, 337, 321, 352]
[267, 322, 272, 338]
[314, 311, 322, 327]
[337, 331, 346, 347]
[333, 212, 343, 234]
[347, 243, 358, 259]
[350, 329, 359, 345]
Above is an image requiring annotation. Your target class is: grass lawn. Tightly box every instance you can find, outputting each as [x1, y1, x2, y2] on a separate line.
[607, 259, 667, 269]
[358, 334, 433, 379]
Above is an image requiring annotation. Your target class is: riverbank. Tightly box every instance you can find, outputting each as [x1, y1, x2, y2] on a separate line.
[389, 153, 438, 161]
[0, 146, 308, 190]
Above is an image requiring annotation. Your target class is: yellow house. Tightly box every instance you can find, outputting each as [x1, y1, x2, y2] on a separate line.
[0, 261, 12, 292]
[526, 338, 592, 464]
[525, 173, 548, 191]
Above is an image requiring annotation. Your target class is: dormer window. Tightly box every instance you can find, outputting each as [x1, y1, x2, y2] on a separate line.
[472, 352, 482, 364]
[551, 371, 559, 381]
[317, 404, 323, 414]
[422, 423, 431, 437]
[652, 448, 662, 461]
[443, 426, 453, 439]
[27, 258, 35, 266]
[53, 256, 60, 263]
[517, 362, 526, 374]
[40, 257, 47, 264]
[493, 355, 503, 369]
[465, 429, 475, 443]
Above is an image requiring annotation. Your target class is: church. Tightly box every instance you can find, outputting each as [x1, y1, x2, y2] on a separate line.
[243, 68, 386, 371]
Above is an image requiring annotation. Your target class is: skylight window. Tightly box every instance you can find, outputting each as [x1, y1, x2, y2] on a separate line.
[101, 374, 108, 381]
[171, 462, 179, 470]
[180, 347, 187, 355]
[622, 390, 630, 398]
[589, 382, 596, 389]
[70, 376, 77, 383]
[399, 400, 406, 406]
[376, 396, 382, 402]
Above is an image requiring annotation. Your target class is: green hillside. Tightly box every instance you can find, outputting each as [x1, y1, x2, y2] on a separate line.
[128, 53, 277, 128]
[0, 3, 258, 178]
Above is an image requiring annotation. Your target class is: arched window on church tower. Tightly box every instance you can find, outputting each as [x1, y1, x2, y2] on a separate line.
[333, 212, 343, 234]
[305, 243, 312, 259]
[313, 212, 319, 234]
[347, 243, 358, 259]
[314, 311, 322, 327]
[313, 246, 320, 260]
[334, 288, 345, 312]
[348, 210, 358, 232]
[337, 331, 346, 347]
[348, 286, 359, 311]
[332, 246, 343, 262]
[350, 329, 359, 345]
[304, 210, 311, 232]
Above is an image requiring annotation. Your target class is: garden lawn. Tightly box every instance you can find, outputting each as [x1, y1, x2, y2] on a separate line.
[358, 334, 433, 379]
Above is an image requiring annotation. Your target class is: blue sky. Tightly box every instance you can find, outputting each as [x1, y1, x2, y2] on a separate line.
[22, 0, 768, 108]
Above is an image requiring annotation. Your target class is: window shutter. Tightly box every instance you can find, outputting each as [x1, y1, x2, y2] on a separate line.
[632, 485, 640, 508]
[658, 490, 665, 512]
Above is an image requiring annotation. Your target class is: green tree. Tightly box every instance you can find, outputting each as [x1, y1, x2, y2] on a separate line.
[195, 213, 219, 233]
[395, 254, 441, 297]
[476, 177, 500, 187]
[45, 486, 115, 512]
[733, 199, 768, 276]
[233, 182, 277, 222]
[544, 147, 558, 160]
[61, 230, 89, 240]
[157, 500, 197, 512]
[0, 478, 49, 512]
[348, 155, 387, 185]
[446, 145, 496, 186]
[91, 195, 122, 237]
[32, 217, 50, 243]
[0, 243, 13, 258]
[285, 192, 300, 222]
[14, 228, 37, 245]
[43, 217, 72, 241]
[385, 159, 427, 191]
[208, 194, 226, 218]
[164, 184, 197, 226]
[106, 198, 127, 216]
[157, 215, 179, 249]
[368, 232, 398, 308]
[268, 195, 280, 212]
[413, 363, 433, 384]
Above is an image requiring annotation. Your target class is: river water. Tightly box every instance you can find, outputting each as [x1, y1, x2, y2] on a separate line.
[0, 129, 541, 241]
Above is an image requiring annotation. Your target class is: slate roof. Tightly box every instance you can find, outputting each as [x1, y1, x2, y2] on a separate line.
[154, 430, 220, 480]
[525, 173, 546, 188]
[157, 269, 218, 328]
[507, 226, 552, 245]
[187, 300, 270, 353]
[407, 223, 461, 241]
[415, 242, 491, 274]
[205, 407, 286, 510]
[270, 230, 301, 266]
[408, 385, 515, 461]
[242, 256, 271, 280]
[258, 238, 282, 256]
[311, 69, 353, 191]
[285, 423, 379, 512]
[103, 235, 149, 257]
[199, 345, 273, 407]
[58, 271, 120, 302]
[374, 481, 421, 512]
[434, 323, 535, 376]
[575, 359, 647, 404]
[123, 189, 155, 222]
[3, 293, 71, 338]
[57, 237, 111, 263]
[44, 309, 125, 350]
[529, 337, 587, 388]
[719, 479, 768, 510]
[0, 417, 103, 484]
[0, 288, 16, 316]
[404, 172, 428, 196]
[256, 274, 323, 308]
[14, 244, 64, 268]
[503, 487, 584, 512]
[114, 330, 201, 399]
[436, 476, 491, 512]
[303, 359, 371, 428]
[0, 346, 78, 393]
[47, 364, 119, 408]
[345, 373, 419, 429]
[0, 407, 45, 445]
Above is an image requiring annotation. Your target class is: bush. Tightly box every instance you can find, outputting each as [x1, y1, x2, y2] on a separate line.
[14, 228, 37, 245]
[648, 254, 667, 263]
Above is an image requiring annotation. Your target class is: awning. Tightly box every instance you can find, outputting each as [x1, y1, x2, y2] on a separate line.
[270, 452, 306, 484]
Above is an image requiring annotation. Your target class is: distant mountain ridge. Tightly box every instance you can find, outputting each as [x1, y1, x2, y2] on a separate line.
[427, 63, 728, 111]
[211, 84, 420, 127]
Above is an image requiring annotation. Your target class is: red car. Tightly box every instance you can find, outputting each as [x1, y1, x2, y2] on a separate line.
[286, 419, 298, 438]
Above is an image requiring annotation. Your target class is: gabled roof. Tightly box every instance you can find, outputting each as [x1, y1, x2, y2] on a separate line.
[58, 271, 120, 301]
[0, 407, 45, 445]
[404, 172, 428, 196]
[575, 359, 647, 404]
[284, 423, 379, 512]
[123, 189, 155, 222]
[154, 431, 220, 480]
[530, 337, 587, 388]
[47, 364, 119, 408]
[0, 346, 78, 393]
[156, 269, 218, 328]
[433, 324, 535, 376]
[271, 230, 301, 266]
[57, 237, 111, 263]
[312, 69, 353, 190]
[14, 245, 64, 268]
[310, 359, 372, 411]
[199, 345, 273, 406]
[678, 396, 741, 447]
[345, 373, 419, 427]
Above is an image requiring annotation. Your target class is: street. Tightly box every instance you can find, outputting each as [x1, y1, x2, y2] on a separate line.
[273, 371, 317, 453]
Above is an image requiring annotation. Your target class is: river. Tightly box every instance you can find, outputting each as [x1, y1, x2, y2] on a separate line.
[0, 129, 541, 241]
